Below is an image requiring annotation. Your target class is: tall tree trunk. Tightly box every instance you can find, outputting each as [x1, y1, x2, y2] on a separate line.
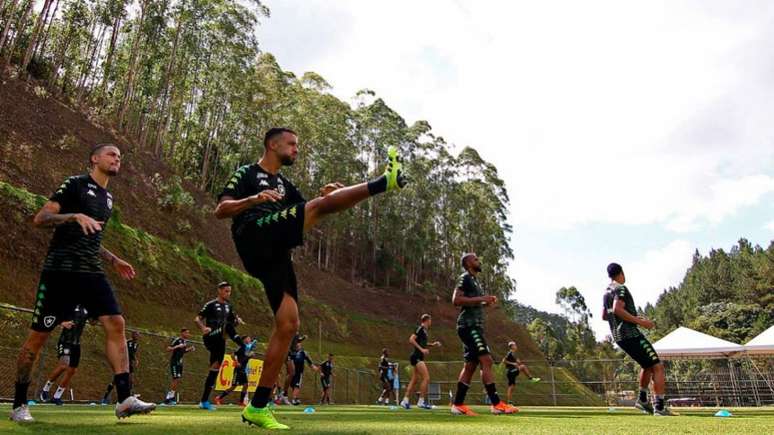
[31, 0, 55, 57]
[0, 0, 33, 74]
[153, 14, 184, 156]
[98, 9, 122, 106]
[0, 0, 21, 53]
[118, 0, 147, 129]
[20, 0, 52, 77]
[76, 21, 106, 104]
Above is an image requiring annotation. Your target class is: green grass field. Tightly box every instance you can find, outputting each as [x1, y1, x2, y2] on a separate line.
[1, 404, 773, 434]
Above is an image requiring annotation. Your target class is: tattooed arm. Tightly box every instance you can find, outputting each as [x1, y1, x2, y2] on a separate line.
[33, 201, 103, 235]
[100, 247, 136, 280]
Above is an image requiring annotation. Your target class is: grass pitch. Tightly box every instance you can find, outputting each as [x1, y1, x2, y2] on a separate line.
[1, 403, 772, 434]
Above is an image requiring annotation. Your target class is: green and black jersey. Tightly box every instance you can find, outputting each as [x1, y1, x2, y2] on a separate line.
[456, 272, 485, 329]
[320, 360, 333, 378]
[218, 164, 305, 236]
[411, 325, 428, 358]
[57, 305, 88, 347]
[603, 282, 642, 342]
[169, 337, 189, 366]
[198, 299, 237, 338]
[43, 174, 114, 273]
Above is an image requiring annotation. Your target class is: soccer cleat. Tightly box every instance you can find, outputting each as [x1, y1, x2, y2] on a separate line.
[530, 377, 541, 383]
[418, 401, 433, 410]
[451, 404, 479, 416]
[635, 400, 654, 414]
[9, 405, 34, 423]
[51, 398, 64, 406]
[291, 399, 301, 406]
[39, 390, 50, 403]
[241, 404, 289, 430]
[384, 146, 408, 191]
[115, 395, 156, 419]
[213, 396, 223, 406]
[281, 396, 292, 406]
[654, 407, 679, 416]
[199, 401, 216, 411]
[400, 398, 411, 409]
[490, 401, 519, 415]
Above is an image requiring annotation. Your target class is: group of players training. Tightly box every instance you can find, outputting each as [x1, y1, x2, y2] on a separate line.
[10, 127, 676, 429]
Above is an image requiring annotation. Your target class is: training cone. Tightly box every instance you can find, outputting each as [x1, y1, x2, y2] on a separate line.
[304, 406, 315, 414]
[27, 400, 37, 406]
[714, 409, 732, 417]
[607, 407, 617, 413]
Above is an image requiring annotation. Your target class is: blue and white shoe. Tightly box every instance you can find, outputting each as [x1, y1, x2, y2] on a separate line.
[50, 398, 64, 406]
[39, 391, 50, 403]
[199, 401, 217, 411]
[418, 401, 433, 410]
[400, 399, 411, 409]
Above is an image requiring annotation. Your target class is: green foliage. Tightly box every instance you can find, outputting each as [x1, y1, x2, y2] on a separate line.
[151, 173, 194, 210]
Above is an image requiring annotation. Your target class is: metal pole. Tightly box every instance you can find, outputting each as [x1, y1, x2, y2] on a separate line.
[550, 362, 557, 406]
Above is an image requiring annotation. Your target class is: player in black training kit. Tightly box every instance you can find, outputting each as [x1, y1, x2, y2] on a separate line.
[11, 144, 155, 423]
[215, 127, 406, 429]
[102, 331, 141, 404]
[319, 354, 334, 405]
[39, 305, 90, 405]
[603, 263, 677, 416]
[195, 281, 243, 410]
[289, 342, 318, 405]
[164, 328, 195, 404]
[401, 314, 441, 410]
[377, 348, 397, 405]
[279, 333, 307, 405]
[215, 335, 256, 406]
[501, 341, 540, 405]
[450, 253, 518, 416]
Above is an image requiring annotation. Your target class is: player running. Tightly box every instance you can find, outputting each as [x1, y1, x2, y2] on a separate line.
[39, 305, 89, 405]
[279, 333, 306, 405]
[603, 263, 677, 416]
[319, 353, 334, 405]
[11, 143, 155, 423]
[377, 348, 396, 405]
[401, 314, 441, 410]
[163, 328, 195, 405]
[289, 342, 318, 405]
[450, 253, 519, 417]
[215, 335, 256, 407]
[195, 281, 243, 410]
[501, 341, 540, 405]
[215, 127, 406, 429]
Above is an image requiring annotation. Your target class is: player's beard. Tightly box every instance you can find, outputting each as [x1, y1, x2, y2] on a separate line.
[474, 265, 482, 273]
[280, 154, 296, 166]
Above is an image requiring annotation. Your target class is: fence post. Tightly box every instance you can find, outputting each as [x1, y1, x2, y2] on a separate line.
[550, 362, 557, 406]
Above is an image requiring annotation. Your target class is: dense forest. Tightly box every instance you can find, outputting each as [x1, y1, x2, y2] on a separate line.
[0, 0, 514, 298]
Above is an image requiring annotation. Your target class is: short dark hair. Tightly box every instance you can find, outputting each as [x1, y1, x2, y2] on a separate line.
[607, 263, 623, 279]
[217, 281, 231, 289]
[328, 353, 334, 357]
[89, 143, 118, 165]
[180, 328, 189, 333]
[461, 253, 475, 270]
[263, 127, 297, 148]
[420, 314, 431, 322]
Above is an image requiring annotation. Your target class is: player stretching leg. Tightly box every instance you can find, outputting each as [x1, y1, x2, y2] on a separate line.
[215, 128, 406, 429]
[502, 341, 540, 405]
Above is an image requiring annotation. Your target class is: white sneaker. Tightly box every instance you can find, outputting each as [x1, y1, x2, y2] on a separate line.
[9, 405, 34, 423]
[282, 396, 292, 406]
[400, 398, 411, 409]
[115, 395, 156, 419]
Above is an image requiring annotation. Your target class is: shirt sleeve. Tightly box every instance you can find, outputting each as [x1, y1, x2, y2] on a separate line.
[219, 165, 250, 201]
[49, 176, 79, 209]
[613, 285, 628, 300]
[285, 179, 305, 203]
[198, 301, 211, 318]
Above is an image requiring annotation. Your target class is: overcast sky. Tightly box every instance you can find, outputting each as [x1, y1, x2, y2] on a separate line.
[257, 0, 774, 339]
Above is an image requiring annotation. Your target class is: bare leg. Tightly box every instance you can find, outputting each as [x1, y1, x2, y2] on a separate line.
[258, 295, 300, 389]
[283, 359, 295, 396]
[404, 368, 418, 401]
[47, 363, 67, 383]
[101, 315, 129, 373]
[415, 361, 430, 401]
[303, 183, 372, 231]
[519, 364, 535, 379]
[506, 384, 514, 403]
[652, 363, 665, 396]
[479, 355, 495, 385]
[13, 330, 50, 408]
[59, 368, 77, 389]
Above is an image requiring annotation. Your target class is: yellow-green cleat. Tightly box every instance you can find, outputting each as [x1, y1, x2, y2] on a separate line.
[241, 404, 289, 430]
[384, 146, 407, 191]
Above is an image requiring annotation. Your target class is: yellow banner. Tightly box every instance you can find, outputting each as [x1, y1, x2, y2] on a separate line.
[214, 355, 264, 392]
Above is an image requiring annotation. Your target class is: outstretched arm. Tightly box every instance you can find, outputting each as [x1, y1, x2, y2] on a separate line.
[214, 192, 283, 219]
[452, 288, 496, 307]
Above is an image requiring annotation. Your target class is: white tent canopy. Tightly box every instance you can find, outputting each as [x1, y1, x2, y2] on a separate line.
[744, 325, 774, 355]
[652, 327, 744, 359]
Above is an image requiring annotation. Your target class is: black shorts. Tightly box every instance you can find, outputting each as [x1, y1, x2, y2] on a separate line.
[31, 271, 121, 332]
[321, 376, 331, 390]
[291, 371, 303, 389]
[234, 366, 248, 386]
[203, 334, 226, 365]
[507, 368, 520, 386]
[618, 336, 660, 369]
[234, 203, 305, 314]
[410, 352, 424, 366]
[57, 344, 81, 368]
[170, 363, 184, 379]
[457, 326, 490, 362]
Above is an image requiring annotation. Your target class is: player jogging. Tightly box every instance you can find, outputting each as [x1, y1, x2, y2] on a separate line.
[164, 328, 195, 405]
[39, 305, 89, 405]
[603, 263, 677, 416]
[11, 143, 155, 423]
[377, 348, 396, 405]
[289, 342, 318, 405]
[401, 314, 441, 410]
[319, 353, 334, 405]
[215, 127, 406, 429]
[215, 335, 256, 407]
[450, 253, 519, 416]
[279, 333, 306, 405]
[501, 341, 540, 405]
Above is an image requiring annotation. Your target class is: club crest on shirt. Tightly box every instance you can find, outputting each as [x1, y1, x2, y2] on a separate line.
[43, 316, 56, 328]
[107, 198, 113, 209]
[277, 183, 286, 196]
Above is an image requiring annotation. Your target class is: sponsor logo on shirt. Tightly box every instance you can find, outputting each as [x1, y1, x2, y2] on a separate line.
[87, 190, 96, 197]
[259, 180, 269, 187]
[257, 172, 269, 179]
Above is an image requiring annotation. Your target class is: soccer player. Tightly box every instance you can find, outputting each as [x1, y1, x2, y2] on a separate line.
[289, 342, 318, 405]
[602, 263, 677, 416]
[195, 281, 243, 410]
[164, 328, 195, 405]
[11, 143, 155, 423]
[501, 341, 540, 405]
[319, 353, 334, 405]
[401, 314, 441, 410]
[102, 331, 141, 404]
[377, 348, 395, 405]
[39, 305, 89, 405]
[450, 253, 519, 416]
[215, 127, 406, 429]
[279, 333, 306, 405]
[215, 335, 256, 407]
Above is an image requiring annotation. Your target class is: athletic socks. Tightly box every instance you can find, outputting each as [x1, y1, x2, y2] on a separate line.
[453, 382, 470, 406]
[43, 380, 53, 392]
[655, 395, 665, 411]
[485, 383, 501, 406]
[201, 369, 219, 403]
[240, 390, 248, 404]
[102, 383, 114, 401]
[250, 386, 273, 409]
[367, 175, 388, 196]
[13, 381, 30, 409]
[114, 372, 132, 403]
[54, 386, 66, 400]
[639, 388, 648, 403]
